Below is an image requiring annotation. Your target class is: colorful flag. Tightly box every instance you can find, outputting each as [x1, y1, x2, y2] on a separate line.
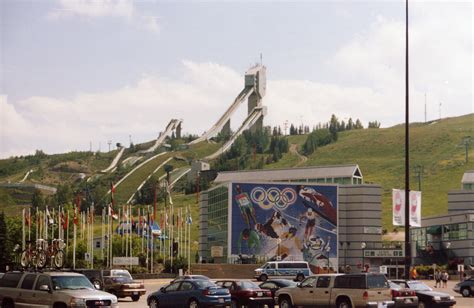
[63, 213, 69, 230]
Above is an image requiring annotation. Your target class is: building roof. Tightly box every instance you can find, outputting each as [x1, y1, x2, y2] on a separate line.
[462, 170, 474, 184]
[214, 164, 362, 183]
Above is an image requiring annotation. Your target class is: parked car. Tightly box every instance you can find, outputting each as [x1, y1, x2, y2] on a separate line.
[254, 261, 313, 282]
[453, 276, 474, 297]
[103, 275, 146, 302]
[275, 273, 394, 308]
[391, 279, 455, 308]
[171, 275, 211, 283]
[0, 271, 118, 307]
[388, 281, 419, 307]
[147, 278, 231, 308]
[215, 279, 274, 308]
[103, 268, 133, 279]
[259, 279, 297, 298]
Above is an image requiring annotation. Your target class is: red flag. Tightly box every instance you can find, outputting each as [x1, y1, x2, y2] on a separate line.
[111, 182, 116, 207]
[63, 214, 69, 230]
[24, 210, 31, 227]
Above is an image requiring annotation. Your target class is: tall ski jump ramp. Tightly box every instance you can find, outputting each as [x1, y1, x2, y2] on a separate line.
[141, 119, 182, 153]
[189, 65, 266, 146]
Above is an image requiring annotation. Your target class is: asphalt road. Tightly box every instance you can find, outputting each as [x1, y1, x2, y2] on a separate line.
[118, 278, 474, 308]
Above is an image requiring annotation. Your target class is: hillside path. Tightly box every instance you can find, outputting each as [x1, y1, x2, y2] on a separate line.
[290, 143, 308, 166]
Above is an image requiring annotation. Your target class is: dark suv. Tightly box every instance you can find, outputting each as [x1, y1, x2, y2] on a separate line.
[73, 269, 104, 290]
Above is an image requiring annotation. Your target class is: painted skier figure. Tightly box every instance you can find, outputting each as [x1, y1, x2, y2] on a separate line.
[299, 208, 317, 242]
[255, 211, 289, 239]
[237, 228, 260, 255]
[278, 226, 303, 260]
[234, 184, 257, 227]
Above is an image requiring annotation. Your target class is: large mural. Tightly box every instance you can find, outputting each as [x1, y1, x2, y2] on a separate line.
[230, 183, 338, 273]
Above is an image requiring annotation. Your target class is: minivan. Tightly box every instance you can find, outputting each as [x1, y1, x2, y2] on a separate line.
[254, 261, 313, 282]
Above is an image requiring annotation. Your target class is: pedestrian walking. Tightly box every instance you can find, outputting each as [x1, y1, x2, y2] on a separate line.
[441, 271, 449, 288]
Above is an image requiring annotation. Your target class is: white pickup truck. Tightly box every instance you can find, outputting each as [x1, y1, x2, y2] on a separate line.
[0, 271, 118, 308]
[275, 273, 395, 308]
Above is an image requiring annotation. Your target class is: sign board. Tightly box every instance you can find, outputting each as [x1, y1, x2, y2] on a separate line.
[211, 246, 224, 258]
[364, 227, 382, 234]
[380, 266, 388, 274]
[230, 182, 338, 273]
[458, 264, 464, 272]
[84, 252, 91, 262]
[364, 249, 404, 258]
[392, 189, 421, 227]
[113, 257, 139, 266]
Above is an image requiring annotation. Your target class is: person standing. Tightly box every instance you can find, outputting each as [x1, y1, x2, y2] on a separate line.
[410, 267, 418, 280]
[434, 270, 441, 288]
[441, 271, 449, 288]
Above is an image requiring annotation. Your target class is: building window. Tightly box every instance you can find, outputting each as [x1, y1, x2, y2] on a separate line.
[443, 223, 467, 240]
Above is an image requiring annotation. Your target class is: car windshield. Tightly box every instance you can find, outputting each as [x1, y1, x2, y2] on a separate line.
[51, 276, 94, 290]
[407, 281, 432, 291]
[367, 275, 389, 289]
[112, 271, 132, 279]
[111, 276, 133, 283]
[239, 281, 259, 289]
[195, 280, 218, 289]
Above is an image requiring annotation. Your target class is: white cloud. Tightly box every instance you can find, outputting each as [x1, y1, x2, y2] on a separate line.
[48, 0, 160, 33]
[329, 2, 472, 125]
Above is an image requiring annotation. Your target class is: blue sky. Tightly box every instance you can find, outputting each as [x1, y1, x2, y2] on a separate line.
[1, 0, 472, 158]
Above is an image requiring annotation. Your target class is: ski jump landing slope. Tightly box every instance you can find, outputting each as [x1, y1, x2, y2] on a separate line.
[141, 119, 182, 153]
[188, 86, 255, 145]
[101, 146, 125, 173]
[205, 106, 266, 160]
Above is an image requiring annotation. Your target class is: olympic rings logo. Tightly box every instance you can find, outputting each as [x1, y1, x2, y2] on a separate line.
[250, 187, 297, 210]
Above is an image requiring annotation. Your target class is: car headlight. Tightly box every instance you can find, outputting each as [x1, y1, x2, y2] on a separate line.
[70, 297, 86, 306]
[449, 296, 455, 300]
[433, 296, 441, 301]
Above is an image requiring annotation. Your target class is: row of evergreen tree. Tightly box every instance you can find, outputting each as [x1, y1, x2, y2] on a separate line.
[212, 129, 289, 172]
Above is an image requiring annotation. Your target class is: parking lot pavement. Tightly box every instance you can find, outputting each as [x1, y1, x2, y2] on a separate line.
[118, 278, 473, 308]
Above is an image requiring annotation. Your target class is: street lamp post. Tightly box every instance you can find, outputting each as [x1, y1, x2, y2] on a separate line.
[361, 242, 366, 272]
[414, 165, 424, 191]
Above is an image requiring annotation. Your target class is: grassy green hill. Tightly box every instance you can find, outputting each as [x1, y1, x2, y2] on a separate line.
[1, 114, 473, 233]
[279, 114, 474, 229]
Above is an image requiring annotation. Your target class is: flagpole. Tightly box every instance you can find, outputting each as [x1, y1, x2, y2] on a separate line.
[28, 208, 31, 243]
[22, 209, 25, 251]
[188, 205, 191, 274]
[73, 215, 77, 270]
[66, 210, 69, 260]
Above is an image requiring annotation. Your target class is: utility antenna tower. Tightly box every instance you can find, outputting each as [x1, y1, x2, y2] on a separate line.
[439, 102, 442, 120]
[424, 93, 427, 123]
[108, 140, 112, 152]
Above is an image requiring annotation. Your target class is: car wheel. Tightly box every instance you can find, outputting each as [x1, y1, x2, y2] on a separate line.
[188, 299, 200, 308]
[259, 274, 268, 282]
[296, 274, 304, 282]
[149, 297, 159, 308]
[279, 296, 293, 308]
[131, 294, 140, 302]
[3, 299, 14, 308]
[461, 288, 471, 297]
[418, 301, 426, 308]
[337, 298, 351, 308]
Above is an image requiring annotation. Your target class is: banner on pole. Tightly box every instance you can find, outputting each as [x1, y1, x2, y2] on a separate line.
[392, 189, 421, 227]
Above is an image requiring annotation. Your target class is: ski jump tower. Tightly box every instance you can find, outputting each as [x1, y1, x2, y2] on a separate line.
[189, 64, 266, 145]
[244, 64, 266, 133]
